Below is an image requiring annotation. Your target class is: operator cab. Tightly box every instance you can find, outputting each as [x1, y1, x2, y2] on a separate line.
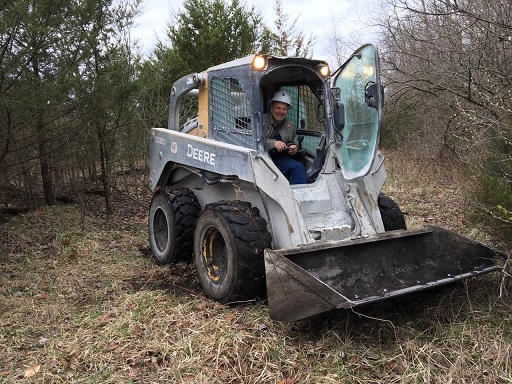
[259, 59, 329, 182]
[260, 44, 383, 183]
[168, 46, 382, 184]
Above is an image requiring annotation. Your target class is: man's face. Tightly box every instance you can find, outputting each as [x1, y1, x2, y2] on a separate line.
[271, 101, 289, 124]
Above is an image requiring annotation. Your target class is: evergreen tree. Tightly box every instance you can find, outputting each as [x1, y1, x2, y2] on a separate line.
[168, 0, 261, 71]
[0, 0, 141, 215]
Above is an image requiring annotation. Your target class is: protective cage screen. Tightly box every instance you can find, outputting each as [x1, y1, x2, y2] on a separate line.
[209, 77, 253, 149]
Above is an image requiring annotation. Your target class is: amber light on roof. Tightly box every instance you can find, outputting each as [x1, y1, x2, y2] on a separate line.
[318, 64, 330, 77]
[252, 55, 267, 70]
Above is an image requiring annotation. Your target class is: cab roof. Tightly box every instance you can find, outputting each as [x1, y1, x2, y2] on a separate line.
[207, 54, 328, 72]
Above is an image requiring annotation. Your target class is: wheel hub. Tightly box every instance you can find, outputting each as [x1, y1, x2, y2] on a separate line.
[202, 227, 227, 283]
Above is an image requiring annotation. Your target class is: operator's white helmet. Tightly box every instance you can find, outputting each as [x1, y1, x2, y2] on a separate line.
[270, 90, 292, 108]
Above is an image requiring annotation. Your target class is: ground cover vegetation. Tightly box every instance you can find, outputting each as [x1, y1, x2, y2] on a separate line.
[0, 158, 510, 383]
[1, 0, 511, 382]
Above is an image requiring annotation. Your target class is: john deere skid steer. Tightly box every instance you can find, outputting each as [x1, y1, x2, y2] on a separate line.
[148, 45, 505, 322]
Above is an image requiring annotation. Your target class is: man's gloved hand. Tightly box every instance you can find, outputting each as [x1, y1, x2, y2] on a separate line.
[287, 143, 298, 155]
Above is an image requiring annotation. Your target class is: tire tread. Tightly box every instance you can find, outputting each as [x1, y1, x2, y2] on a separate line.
[199, 200, 272, 302]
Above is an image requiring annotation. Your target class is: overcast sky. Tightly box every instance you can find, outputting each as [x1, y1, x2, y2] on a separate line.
[131, 0, 381, 63]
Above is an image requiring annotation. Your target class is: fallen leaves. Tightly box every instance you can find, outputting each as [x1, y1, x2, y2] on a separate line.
[133, 324, 143, 336]
[67, 355, 79, 371]
[24, 364, 41, 377]
[197, 300, 209, 311]
[126, 350, 176, 371]
[34, 292, 48, 300]
[96, 312, 116, 326]
[105, 341, 119, 351]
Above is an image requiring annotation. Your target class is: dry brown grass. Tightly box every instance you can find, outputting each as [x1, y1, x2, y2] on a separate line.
[382, 150, 503, 244]
[0, 158, 511, 383]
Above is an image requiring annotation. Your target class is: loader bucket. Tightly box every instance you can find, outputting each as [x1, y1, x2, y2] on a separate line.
[264, 226, 505, 322]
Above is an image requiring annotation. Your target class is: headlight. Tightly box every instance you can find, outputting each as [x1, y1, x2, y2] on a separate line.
[318, 64, 330, 78]
[252, 55, 267, 71]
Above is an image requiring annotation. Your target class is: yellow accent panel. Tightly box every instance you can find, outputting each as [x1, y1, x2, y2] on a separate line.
[189, 79, 209, 138]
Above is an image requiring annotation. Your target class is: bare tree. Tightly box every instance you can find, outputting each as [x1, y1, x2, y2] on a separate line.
[259, 0, 315, 57]
[379, 0, 511, 236]
[324, 1, 387, 66]
[380, 0, 511, 151]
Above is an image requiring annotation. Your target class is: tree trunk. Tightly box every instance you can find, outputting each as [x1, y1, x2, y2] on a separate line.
[32, 57, 55, 206]
[97, 126, 113, 220]
[38, 132, 56, 205]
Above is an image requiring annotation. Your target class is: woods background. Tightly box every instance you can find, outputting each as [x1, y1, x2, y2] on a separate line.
[0, 0, 510, 246]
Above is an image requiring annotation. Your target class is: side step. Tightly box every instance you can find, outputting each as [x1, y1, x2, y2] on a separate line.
[264, 226, 506, 322]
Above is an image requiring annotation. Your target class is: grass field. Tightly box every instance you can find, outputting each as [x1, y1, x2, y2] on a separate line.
[1, 154, 511, 383]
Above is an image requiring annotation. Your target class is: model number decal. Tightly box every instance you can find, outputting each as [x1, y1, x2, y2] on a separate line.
[187, 144, 216, 166]
[154, 136, 165, 145]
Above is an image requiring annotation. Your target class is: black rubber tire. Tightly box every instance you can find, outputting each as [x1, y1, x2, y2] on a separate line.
[193, 201, 272, 303]
[148, 188, 200, 265]
[378, 193, 407, 231]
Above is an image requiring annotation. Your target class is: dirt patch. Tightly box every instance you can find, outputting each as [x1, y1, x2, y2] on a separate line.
[128, 260, 202, 297]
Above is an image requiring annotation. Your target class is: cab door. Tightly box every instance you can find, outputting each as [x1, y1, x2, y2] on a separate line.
[331, 44, 382, 180]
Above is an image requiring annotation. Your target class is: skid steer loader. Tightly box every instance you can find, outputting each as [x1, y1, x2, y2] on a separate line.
[148, 45, 505, 322]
